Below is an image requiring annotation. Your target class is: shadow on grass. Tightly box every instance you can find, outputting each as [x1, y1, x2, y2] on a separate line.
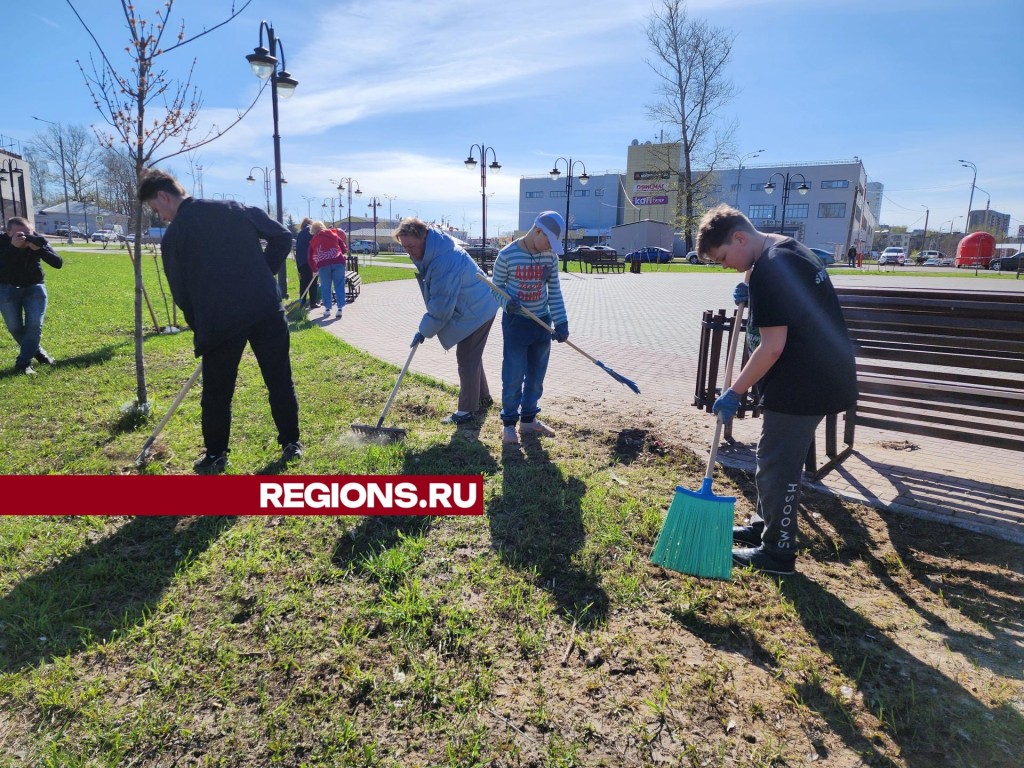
[781, 574, 1022, 768]
[0, 515, 235, 673]
[0, 340, 126, 380]
[490, 435, 609, 628]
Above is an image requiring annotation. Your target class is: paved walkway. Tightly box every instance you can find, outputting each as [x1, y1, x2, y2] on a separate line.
[319, 268, 1024, 545]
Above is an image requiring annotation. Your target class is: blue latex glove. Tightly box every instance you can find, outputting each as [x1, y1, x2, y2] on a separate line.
[553, 322, 569, 343]
[411, 332, 425, 347]
[712, 388, 741, 423]
[506, 298, 522, 315]
[733, 282, 749, 306]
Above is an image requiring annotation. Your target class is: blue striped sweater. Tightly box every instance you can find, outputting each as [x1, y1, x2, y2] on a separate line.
[491, 240, 567, 326]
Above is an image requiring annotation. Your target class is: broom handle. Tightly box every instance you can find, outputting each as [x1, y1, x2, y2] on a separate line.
[706, 301, 746, 480]
[475, 272, 599, 364]
[376, 343, 419, 428]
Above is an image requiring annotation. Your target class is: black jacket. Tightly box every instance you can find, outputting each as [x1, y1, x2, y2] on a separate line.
[0, 233, 63, 287]
[294, 225, 312, 269]
[160, 198, 292, 356]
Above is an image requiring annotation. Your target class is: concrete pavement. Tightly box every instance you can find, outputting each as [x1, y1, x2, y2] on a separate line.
[318, 267, 1024, 545]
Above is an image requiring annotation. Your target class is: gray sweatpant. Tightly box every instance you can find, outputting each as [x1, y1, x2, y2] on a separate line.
[751, 410, 824, 557]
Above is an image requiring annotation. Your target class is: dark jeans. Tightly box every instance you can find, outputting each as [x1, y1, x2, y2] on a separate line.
[0, 282, 48, 368]
[297, 263, 319, 306]
[500, 312, 552, 426]
[752, 410, 824, 557]
[200, 310, 300, 454]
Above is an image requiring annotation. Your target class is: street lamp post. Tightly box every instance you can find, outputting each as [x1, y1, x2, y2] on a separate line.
[732, 148, 764, 207]
[384, 194, 398, 231]
[763, 172, 809, 236]
[367, 196, 383, 263]
[464, 144, 500, 253]
[958, 159, 977, 234]
[31, 116, 73, 244]
[973, 185, 991, 232]
[548, 157, 589, 264]
[333, 177, 362, 247]
[245, 19, 298, 296]
[246, 166, 274, 214]
[301, 194, 318, 218]
[921, 205, 929, 252]
[320, 197, 336, 226]
[0, 159, 26, 222]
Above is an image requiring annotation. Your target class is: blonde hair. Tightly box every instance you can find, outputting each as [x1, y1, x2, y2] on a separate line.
[310, 220, 326, 234]
[393, 217, 428, 240]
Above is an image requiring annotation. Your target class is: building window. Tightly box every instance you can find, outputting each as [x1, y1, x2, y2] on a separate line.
[573, 189, 590, 197]
[821, 180, 850, 189]
[729, 184, 739, 193]
[785, 204, 808, 219]
[751, 183, 764, 191]
[525, 191, 544, 199]
[818, 202, 846, 218]
[594, 188, 605, 197]
[749, 204, 775, 219]
[549, 190, 567, 198]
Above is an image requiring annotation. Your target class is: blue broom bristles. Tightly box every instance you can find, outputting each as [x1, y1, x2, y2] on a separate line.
[650, 478, 733, 580]
[595, 360, 641, 394]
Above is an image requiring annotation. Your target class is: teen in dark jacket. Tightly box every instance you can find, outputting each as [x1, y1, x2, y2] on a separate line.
[138, 168, 302, 473]
[294, 218, 319, 308]
[0, 217, 63, 374]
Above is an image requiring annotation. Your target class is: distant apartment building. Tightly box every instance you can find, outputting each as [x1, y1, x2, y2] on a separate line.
[968, 208, 1010, 236]
[865, 181, 883, 224]
[517, 171, 624, 245]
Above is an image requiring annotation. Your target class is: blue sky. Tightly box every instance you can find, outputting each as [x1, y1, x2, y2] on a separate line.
[6, 0, 1023, 238]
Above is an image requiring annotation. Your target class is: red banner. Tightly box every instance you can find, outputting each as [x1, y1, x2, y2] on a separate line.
[0, 475, 484, 516]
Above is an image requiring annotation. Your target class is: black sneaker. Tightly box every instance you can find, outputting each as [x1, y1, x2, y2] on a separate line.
[194, 452, 228, 474]
[732, 546, 796, 575]
[733, 522, 764, 547]
[281, 441, 303, 462]
[441, 412, 475, 425]
[34, 350, 56, 366]
[15, 363, 36, 376]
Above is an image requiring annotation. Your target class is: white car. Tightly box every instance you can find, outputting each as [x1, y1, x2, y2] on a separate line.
[878, 247, 906, 266]
[90, 229, 117, 242]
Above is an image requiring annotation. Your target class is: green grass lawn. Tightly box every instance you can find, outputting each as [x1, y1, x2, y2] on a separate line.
[0, 250, 1020, 767]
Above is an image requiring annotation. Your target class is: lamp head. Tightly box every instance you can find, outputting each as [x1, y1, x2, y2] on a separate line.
[488, 160, 501, 173]
[578, 172, 590, 186]
[549, 167, 561, 181]
[797, 181, 809, 195]
[764, 181, 776, 194]
[246, 46, 276, 79]
[246, 175, 256, 184]
[464, 156, 477, 170]
[275, 70, 298, 98]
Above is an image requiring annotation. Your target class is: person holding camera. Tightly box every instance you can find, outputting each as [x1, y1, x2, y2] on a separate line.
[0, 217, 63, 375]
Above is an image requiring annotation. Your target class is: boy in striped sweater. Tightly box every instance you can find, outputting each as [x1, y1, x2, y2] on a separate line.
[491, 211, 569, 445]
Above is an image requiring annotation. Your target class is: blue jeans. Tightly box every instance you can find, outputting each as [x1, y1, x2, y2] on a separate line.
[500, 312, 551, 425]
[0, 282, 48, 369]
[317, 263, 346, 312]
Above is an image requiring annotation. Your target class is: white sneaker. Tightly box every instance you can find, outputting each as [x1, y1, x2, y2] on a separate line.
[501, 425, 519, 445]
[335, 309, 343, 319]
[520, 420, 555, 437]
[322, 307, 331, 318]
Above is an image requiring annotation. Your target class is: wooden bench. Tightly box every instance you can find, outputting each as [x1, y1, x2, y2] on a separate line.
[693, 287, 1024, 477]
[579, 251, 625, 274]
[344, 256, 362, 303]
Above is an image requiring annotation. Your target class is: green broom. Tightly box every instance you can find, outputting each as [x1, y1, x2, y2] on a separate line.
[650, 302, 746, 580]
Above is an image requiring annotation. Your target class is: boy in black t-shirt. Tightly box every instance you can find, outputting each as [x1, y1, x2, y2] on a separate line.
[697, 205, 857, 575]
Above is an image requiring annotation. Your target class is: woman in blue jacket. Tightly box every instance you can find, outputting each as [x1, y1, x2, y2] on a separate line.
[394, 218, 498, 425]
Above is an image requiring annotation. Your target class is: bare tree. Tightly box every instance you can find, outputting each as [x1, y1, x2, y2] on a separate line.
[645, 0, 735, 249]
[66, 0, 261, 414]
[22, 147, 53, 206]
[28, 123, 102, 201]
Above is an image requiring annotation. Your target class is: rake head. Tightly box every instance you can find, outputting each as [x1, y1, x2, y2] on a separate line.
[351, 423, 408, 443]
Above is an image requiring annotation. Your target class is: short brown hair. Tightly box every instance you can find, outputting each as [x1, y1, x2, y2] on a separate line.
[137, 168, 187, 202]
[393, 217, 428, 240]
[697, 204, 757, 257]
[6, 216, 29, 230]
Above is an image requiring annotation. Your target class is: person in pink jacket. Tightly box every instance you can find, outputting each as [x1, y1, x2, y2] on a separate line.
[308, 221, 348, 320]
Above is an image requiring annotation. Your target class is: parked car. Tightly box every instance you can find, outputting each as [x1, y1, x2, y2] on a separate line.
[589, 245, 617, 253]
[922, 257, 942, 267]
[915, 249, 945, 265]
[624, 246, 672, 263]
[90, 229, 117, 242]
[685, 250, 700, 264]
[349, 239, 379, 254]
[989, 252, 1023, 272]
[55, 226, 87, 239]
[807, 247, 836, 266]
[877, 247, 906, 266]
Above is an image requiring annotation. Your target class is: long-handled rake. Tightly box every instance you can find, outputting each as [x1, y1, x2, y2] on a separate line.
[135, 361, 203, 467]
[650, 301, 746, 580]
[350, 342, 419, 442]
[475, 273, 640, 394]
